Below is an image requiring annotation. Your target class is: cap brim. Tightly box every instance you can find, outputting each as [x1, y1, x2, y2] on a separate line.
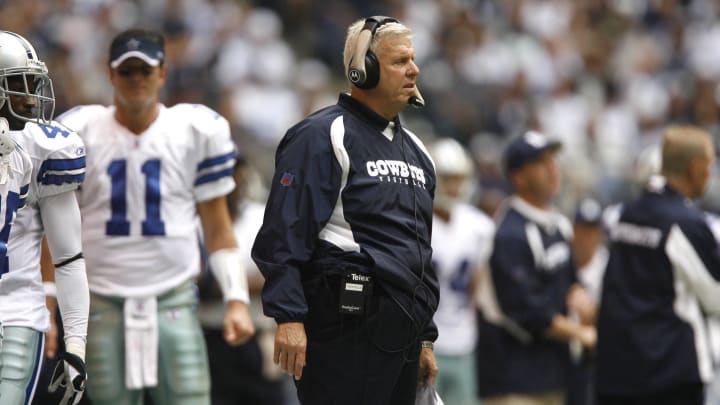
[544, 140, 562, 153]
[504, 140, 562, 174]
[528, 141, 562, 163]
[110, 51, 161, 68]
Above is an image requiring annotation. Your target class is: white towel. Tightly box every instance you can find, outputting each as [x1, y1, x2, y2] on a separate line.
[124, 297, 159, 389]
[415, 383, 444, 405]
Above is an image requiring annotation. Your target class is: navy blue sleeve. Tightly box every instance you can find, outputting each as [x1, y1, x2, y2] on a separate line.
[251, 120, 342, 323]
[490, 233, 557, 337]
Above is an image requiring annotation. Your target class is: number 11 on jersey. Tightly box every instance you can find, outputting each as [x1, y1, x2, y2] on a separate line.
[106, 159, 166, 236]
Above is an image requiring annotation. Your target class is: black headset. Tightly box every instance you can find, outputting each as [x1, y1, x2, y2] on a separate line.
[346, 16, 398, 90]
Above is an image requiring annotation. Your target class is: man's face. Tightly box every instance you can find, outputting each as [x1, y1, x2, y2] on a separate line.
[691, 141, 715, 199]
[1, 75, 38, 130]
[515, 150, 561, 205]
[434, 173, 470, 213]
[109, 58, 165, 111]
[438, 174, 467, 200]
[373, 34, 419, 112]
[572, 223, 603, 259]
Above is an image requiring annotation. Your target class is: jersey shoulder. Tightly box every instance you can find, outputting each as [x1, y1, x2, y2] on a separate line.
[55, 105, 110, 134]
[22, 121, 86, 158]
[20, 122, 85, 191]
[166, 103, 230, 138]
[456, 203, 495, 235]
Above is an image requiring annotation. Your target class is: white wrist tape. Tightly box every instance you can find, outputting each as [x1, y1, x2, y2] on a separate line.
[208, 248, 250, 304]
[43, 281, 57, 297]
[65, 338, 86, 362]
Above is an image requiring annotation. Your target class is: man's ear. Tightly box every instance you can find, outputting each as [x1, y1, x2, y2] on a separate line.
[687, 156, 703, 180]
[108, 65, 116, 83]
[158, 63, 167, 77]
[509, 169, 524, 190]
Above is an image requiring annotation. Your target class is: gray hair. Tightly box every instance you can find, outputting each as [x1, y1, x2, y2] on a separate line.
[661, 125, 713, 177]
[342, 18, 412, 80]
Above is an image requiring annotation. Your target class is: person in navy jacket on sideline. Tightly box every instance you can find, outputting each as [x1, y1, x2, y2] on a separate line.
[476, 131, 596, 405]
[597, 125, 720, 405]
[252, 16, 439, 405]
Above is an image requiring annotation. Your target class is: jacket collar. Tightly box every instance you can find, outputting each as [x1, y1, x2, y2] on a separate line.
[338, 93, 402, 137]
[647, 175, 687, 203]
[510, 196, 568, 235]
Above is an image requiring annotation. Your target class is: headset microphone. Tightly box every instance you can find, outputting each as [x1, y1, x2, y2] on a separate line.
[408, 86, 425, 108]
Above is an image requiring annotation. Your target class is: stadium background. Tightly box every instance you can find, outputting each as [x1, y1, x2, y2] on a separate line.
[2, 0, 720, 218]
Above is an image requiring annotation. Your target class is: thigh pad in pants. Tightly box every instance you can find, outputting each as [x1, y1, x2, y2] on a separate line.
[0, 326, 43, 405]
[87, 285, 210, 405]
[149, 283, 210, 404]
[86, 293, 141, 405]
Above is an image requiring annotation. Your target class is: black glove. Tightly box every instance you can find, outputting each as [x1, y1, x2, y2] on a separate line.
[48, 352, 87, 405]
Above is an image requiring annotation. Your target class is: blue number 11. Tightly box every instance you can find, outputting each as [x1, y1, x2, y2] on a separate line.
[106, 159, 165, 236]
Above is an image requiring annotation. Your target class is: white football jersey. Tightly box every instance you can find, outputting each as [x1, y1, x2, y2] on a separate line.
[58, 104, 236, 297]
[0, 135, 41, 329]
[431, 203, 495, 355]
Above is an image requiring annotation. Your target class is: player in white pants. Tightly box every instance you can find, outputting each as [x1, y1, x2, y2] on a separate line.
[0, 31, 89, 405]
[429, 138, 495, 405]
[57, 28, 254, 405]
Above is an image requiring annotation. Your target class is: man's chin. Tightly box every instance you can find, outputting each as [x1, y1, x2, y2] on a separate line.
[121, 96, 153, 111]
[8, 117, 28, 131]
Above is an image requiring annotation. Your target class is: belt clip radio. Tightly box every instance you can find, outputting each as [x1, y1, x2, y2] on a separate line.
[339, 271, 373, 315]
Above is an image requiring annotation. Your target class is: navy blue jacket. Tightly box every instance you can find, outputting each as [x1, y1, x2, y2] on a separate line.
[597, 177, 720, 396]
[252, 94, 439, 340]
[477, 197, 575, 397]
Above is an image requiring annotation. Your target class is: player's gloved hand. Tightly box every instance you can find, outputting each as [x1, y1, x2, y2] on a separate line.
[48, 351, 87, 405]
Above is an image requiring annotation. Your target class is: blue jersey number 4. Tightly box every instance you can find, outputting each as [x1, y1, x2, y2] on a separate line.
[106, 159, 166, 236]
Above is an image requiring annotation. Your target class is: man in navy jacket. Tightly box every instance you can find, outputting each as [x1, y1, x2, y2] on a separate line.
[597, 125, 720, 405]
[476, 131, 596, 405]
[252, 16, 439, 405]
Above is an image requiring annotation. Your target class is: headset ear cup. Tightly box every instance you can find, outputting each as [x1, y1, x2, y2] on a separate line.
[360, 50, 380, 89]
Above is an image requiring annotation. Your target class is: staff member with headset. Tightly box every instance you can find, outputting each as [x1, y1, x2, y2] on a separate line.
[252, 16, 439, 405]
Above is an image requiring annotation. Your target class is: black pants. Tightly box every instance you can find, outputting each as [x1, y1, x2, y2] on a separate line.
[597, 383, 704, 405]
[296, 274, 423, 405]
[204, 329, 287, 405]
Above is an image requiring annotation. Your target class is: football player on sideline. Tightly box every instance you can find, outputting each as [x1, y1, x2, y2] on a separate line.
[0, 31, 89, 405]
[57, 28, 254, 405]
[429, 137, 495, 405]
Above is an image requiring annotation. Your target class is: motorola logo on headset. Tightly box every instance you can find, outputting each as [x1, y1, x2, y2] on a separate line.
[348, 69, 362, 84]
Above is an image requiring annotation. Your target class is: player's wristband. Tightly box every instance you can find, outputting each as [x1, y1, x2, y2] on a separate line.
[208, 248, 250, 304]
[43, 281, 57, 297]
[65, 339, 86, 362]
[421, 340, 434, 350]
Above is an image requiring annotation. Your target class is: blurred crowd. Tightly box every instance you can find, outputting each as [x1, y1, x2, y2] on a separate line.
[3, 0, 720, 217]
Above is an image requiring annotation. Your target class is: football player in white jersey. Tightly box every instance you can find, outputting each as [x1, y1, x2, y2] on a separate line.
[57, 28, 254, 405]
[0, 31, 89, 405]
[429, 138, 495, 405]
